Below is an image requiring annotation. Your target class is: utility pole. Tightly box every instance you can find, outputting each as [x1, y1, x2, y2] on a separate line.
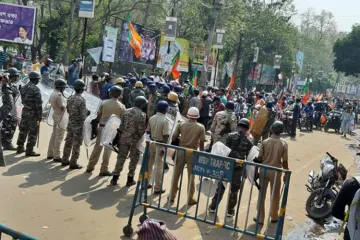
[198, 0, 223, 88]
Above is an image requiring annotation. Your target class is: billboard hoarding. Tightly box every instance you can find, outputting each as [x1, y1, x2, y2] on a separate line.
[156, 33, 189, 72]
[119, 21, 160, 66]
[102, 26, 118, 62]
[259, 64, 275, 85]
[79, 0, 95, 18]
[0, 3, 36, 45]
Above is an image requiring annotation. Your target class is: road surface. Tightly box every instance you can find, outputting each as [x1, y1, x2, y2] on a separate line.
[0, 123, 357, 240]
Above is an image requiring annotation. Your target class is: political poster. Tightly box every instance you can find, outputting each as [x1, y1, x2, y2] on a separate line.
[259, 64, 275, 85]
[0, 3, 36, 45]
[119, 21, 160, 66]
[156, 33, 189, 72]
[296, 51, 304, 73]
[102, 26, 118, 62]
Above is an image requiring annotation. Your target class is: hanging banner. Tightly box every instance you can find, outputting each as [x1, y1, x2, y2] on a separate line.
[156, 33, 189, 72]
[118, 21, 160, 66]
[102, 26, 118, 62]
[296, 51, 304, 73]
[79, 0, 95, 18]
[87, 47, 102, 65]
[247, 63, 262, 81]
[0, 3, 36, 45]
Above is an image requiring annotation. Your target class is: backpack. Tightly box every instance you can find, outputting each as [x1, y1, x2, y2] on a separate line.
[346, 177, 360, 240]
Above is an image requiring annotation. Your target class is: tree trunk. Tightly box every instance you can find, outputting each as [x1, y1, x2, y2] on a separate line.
[234, 33, 243, 88]
[64, 0, 76, 65]
[142, 0, 151, 26]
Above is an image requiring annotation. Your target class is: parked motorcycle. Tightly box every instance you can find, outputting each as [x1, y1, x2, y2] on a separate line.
[300, 112, 312, 131]
[324, 110, 342, 133]
[305, 152, 348, 221]
[281, 110, 293, 134]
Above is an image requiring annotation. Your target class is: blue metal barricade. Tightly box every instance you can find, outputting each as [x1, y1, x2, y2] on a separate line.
[0, 224, 39, 240]
[123, 141, 292, 240]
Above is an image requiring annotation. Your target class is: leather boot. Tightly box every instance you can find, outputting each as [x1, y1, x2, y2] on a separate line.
[126, 176, 136, 187]
[110, 175, 119, 186]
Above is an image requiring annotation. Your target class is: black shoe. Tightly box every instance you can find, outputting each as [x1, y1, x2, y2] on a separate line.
[85, 169, 93, 173]
[110, 175, 119, 186]
[126, 176, 136, 187]
[53, 158, 62, 163]
[16, 146, 25, 154]
[69, 164, 83, 170]
[147, 184, 153, 189]
[153, 189, 166, 195]
[227, 210, 235, 218]
[3, 143, 17, 151]
[25, 151, 40, 157]
[253, 217, 264, 225]
[99, 171, 112, 177]
[47, 156, 54, 160]
[208, 206, 216, 213]
[61, 161, 70, 166]
[164, 163, 169, 170]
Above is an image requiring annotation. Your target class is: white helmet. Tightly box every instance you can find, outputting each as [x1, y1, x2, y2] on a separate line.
[187, 107, 200, 119]
[202, 91, 208, 96]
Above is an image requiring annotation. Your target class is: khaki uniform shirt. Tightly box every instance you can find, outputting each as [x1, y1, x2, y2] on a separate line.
[146, 112, 170, 142]
[173, 119, 206, 150]
[98, 99, 126, 125]
[258, 135, 288, 168]
[50, 89, 65, 121]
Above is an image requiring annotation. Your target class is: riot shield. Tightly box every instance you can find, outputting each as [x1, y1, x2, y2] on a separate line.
[246, 146, 260, 188]
[100, 115, 121, 153]
[211, 141, 231, 157]
[83, 114, 98, 147]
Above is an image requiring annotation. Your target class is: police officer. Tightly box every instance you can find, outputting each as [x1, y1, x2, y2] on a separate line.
[0, 73, 15, 164]
[291, 98, 301, 138]
[158, 85, 170, 103]
[1, 67, 20, 150]
[146, 101, 170, 194]
[86, 86, 126, 176]
[123, 77, 137, 108]
[141, 77, 149, 97]
[129, 81, 145, 107]
[146, 83, 159, 120]
[208, 118, 253, 217]
[111, 96, 147, 186]
[16, 71, 42, 156]
[262, 101, 277, 141]
[167, 92, 179, 119]
[61, 79, 88, 169]
[113, 77, 125, 103]
[174, 86, 184, 114]
[47, 79, 67, 162]
[210, 101, 237, 145]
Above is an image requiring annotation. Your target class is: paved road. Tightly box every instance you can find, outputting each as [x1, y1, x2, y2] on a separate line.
[0, 123, 357, 240]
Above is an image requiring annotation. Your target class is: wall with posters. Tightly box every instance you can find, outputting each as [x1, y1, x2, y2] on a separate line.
[102, 26, 118, 62]
[0, 3, 36, 45]
[156, 33, 189, 72]
[118, 21, 160, 66]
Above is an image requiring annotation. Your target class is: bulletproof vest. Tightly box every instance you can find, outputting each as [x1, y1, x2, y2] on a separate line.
[227, 131, 251, 160]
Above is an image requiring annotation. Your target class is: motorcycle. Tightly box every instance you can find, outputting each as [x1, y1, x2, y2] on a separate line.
[300, 112, 312, 131]
[305, 152, 348, 221]
[281, 110, 293, 134]
[324, 110, 342, 133]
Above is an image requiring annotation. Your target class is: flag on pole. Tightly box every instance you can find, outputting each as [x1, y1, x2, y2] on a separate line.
[192, 68, 198, 88]
[126, 13, 142, 58]
[171, 50, 181, 79]
[302, 81, 310, 104]
[227, 74, 235, 90]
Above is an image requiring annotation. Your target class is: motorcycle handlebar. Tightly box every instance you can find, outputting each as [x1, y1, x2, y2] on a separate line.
[326, 152, 338, 162]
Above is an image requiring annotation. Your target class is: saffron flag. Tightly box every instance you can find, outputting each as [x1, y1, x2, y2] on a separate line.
[302, 81, 310, 104]
[227, 74, 235, 90]
[127, 13, 142, 58]
[192, 68, 198, 88]
[171, 50, 181, 79]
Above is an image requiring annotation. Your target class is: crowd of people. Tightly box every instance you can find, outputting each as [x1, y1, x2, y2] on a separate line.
[1, 67, 359, 239]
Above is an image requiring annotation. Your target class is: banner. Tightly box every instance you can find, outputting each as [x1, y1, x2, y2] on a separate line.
[87, 47, 102, 64]
[156, 33, 189, 72]
[119, 21, 160, 66]
[191, 45, 206, 66]
[247, 63, 262, 81]
[102, 26, 118, 62]
[296, 51, 304, 73]
[79, 0, 95, 18]
[259, 64, 275, 85]
[0, 3, 36, 45]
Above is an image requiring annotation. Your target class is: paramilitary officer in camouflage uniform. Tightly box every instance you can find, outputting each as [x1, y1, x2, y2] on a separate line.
[1, 67, 20, 150]
[210, 101, 237, 145]
[123, 77, 136, 108]
[208, 118, 253, 217]
[158, 85, 170, 103]
[129, 81, 145, 107]
[16, 71, 42, 156]
[111, 96, 147, 186]
[0, 73, 15, 165]
[167, 91, 179, 119]
[146, 83, 159, 120]
[61, 79, 88, 169]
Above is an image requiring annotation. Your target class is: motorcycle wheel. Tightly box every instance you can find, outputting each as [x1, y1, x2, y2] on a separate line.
[324, 125, 329, 132]
[306, 188, 335, 221]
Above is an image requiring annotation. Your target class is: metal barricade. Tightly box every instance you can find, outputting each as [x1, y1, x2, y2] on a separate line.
[0, 224, 38, 240]
[123, 141, 292, 240]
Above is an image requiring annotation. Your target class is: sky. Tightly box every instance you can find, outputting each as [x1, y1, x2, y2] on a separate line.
[293, 0, 360, 32]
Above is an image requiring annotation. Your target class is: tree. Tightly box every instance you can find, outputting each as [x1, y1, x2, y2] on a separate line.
[333, 25, 360, 76]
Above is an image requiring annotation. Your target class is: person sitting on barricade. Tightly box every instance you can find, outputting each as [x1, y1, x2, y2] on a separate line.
[253, 121, 289, 225]
[170, 107, 205, 206]
[208, 118, 253, 218]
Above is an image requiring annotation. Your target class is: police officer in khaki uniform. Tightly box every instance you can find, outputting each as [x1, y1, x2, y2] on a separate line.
[47, 79, 67, 162]
[146, 101, 170, 194]
[86, 86, 126, 176]
[170, 107, 206, 205]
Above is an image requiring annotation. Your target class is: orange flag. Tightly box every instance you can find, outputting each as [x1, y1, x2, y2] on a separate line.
[227, 74, 235, 90]
[127, 14, 142, 58]
[171, 50, 181, 79]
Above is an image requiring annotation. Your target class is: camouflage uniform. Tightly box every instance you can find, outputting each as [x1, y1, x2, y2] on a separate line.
[167, 102, 179, 119]
[209, 131, 253, 214]
[0, 84, 15, 165]
[143, 87, 149, 99]
[262, 107, 277, 140]
[157, 93, 168, 103]
[1, 84, 19, 147]
[62, 94, 87, 166]
[17, 82, 42, 152]
[123, 86, 133, 109]
[129, 88, 145, 107]
[148, 92, 160, 117]
[112, 107, 146, 176]
[210, 110, 237, 144]
[178, 93, 185, 114]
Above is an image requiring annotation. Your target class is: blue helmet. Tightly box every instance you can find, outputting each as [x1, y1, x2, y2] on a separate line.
[157, 100, 169, 113]
[226, 101, 235, 111]
[167, 83, 174, 91]
[148, 83, 156, 89]
[174, 86, 182, 93]
[141, 77, 148, 84]
[129, 77, 137, 84]
[161, 85, 170, 94]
